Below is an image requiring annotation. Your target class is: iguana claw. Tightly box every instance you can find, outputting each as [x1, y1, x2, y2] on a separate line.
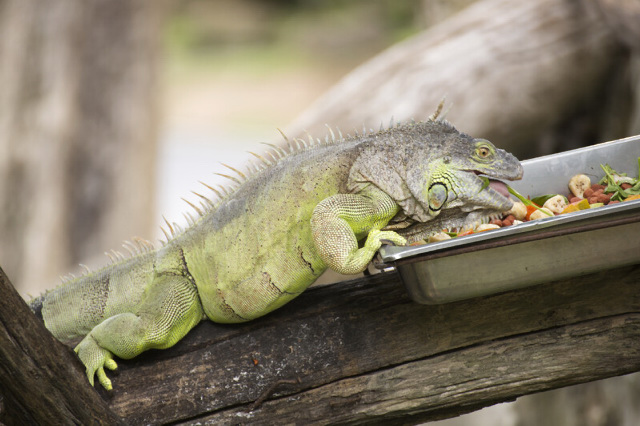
[75, 335, 118, 391]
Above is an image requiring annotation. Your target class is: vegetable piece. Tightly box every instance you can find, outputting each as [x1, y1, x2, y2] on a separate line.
[529, 207, 554, 220]
[624, 194, 640, 202]
[589, 203, 604, 208]
[428, 232, 452, 243]
[600, 161, 640, 201]
[531, 194, 566, 206]
[506, 185, 552, 217]
[542, 195, 567, 214]
[568, 174, 591, 198]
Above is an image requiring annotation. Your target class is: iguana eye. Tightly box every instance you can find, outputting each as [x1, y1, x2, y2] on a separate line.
[477, 146, 491, 158]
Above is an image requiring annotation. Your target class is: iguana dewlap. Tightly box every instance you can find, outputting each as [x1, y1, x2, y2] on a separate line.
[29, 117, 523, 390]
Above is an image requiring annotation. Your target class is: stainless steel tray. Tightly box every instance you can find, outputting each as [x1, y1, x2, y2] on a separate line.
[379, 135, 640, 304]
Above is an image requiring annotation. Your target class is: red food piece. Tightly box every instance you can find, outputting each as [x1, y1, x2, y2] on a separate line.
[609, 200, 620, 205]
[588, 196, 599, 204]
[591, 184, 606, 191]
[502, 219, 513, 226]
[583, 188, 594, 198]
[621, 183, 632, 190]
[504, 214, 515, 222]
[597, 193, 611, 204]
[490, 219, 503, 227]
[569, 196, 582, 204]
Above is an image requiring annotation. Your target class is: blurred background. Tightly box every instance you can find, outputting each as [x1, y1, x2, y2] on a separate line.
[1, 0, 639, 424]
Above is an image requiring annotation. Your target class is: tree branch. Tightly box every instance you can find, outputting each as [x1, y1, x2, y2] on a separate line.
[102, 265, 640, 424]
[0, 268, 123, 425]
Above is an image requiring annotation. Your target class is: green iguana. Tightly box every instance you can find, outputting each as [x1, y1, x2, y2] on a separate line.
[29, 115, 523, 390]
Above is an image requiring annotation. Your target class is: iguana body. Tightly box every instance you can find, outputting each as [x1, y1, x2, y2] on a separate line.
[30, 118, 523, 390]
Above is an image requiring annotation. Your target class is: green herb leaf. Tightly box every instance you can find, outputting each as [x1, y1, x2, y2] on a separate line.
[506, 185, 553, 216]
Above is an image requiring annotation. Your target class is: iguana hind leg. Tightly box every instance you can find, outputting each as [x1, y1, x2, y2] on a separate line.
[74, 273, 204, 390]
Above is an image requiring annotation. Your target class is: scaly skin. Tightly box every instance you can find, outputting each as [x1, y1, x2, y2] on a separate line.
[29, 118, 523, 389]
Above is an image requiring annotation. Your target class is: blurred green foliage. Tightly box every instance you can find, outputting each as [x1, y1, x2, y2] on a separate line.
[165, 0, 425, 77]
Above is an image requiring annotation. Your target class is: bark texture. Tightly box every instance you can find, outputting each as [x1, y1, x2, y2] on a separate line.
[0, 267, 123, 425]
[82, 265, 640, 424]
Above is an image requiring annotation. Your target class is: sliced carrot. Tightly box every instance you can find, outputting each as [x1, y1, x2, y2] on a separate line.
[457, 229, 474, 237]
[623, 194, 640, 202]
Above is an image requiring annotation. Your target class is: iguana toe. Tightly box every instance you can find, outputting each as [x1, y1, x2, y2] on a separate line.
[75, 335, 117, 390]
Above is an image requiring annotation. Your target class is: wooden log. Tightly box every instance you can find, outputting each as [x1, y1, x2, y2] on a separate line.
[102, 264, 640, 424]
[0, 267, 123, 425]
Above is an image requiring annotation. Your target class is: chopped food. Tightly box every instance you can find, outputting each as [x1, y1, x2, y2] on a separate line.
[568, 174, 591, 198]
[529, 207, 554, 220]
[421, 158, 640, 244]
[428, 232, 452, 243]
[475, 223, 501, 232]
[542, 195, 568, 214]
[504, 201, 527, 220]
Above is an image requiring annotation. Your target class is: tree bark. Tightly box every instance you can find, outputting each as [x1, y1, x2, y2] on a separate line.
[0, 268, 122, 425]
[0, 0, 164, 296]
[93, 264, 639, 424]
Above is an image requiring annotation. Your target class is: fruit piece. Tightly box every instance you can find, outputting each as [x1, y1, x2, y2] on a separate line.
[568, 174, 591, 198]
[542, 195, 567, 214]
[576, 199, 590, 210]
[428, 232, 452, 243]
[529, 207, 554, 220]
[504, 201, 527, 221]
[561, 204, 580, 214]
[475, 223, 501, 232]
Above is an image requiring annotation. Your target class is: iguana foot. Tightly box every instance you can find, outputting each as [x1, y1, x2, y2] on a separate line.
[74, 335, 118, 391]
[364, 229, 406, 251]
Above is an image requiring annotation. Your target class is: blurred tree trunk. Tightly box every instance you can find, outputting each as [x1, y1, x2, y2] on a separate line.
[0, 0, 165, 295]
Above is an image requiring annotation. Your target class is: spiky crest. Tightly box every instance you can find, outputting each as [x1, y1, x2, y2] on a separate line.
[58, 111, 451, 285]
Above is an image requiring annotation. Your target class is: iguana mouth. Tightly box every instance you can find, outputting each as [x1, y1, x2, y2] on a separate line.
[467, 170, 511, 199]
[486, 178, 510, 198]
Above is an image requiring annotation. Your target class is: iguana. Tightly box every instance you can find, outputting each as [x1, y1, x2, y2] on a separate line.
[29, 116, 523, 390]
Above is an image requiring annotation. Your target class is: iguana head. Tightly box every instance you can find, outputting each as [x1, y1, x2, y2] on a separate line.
[348, 119, 523, 223]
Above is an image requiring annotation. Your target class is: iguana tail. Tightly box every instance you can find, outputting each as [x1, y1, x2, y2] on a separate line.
[29, 252, 155, 343]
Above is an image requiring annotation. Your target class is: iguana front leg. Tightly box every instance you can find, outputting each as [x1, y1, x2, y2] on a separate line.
[311, 187, 406, 275]
[74, 273, 204, 390]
